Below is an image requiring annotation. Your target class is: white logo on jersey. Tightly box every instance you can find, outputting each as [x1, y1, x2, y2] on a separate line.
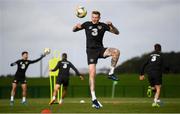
[90, 59, 94, 62]
[97, 25, 102, 30]
[89, 26, 93, 29]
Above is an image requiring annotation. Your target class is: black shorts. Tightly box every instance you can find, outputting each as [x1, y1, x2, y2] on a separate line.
[56, 77, 69, 87]
[12, 78, 27, 84]
[86, 48, 107, 65]
[147, 72, 162, 87]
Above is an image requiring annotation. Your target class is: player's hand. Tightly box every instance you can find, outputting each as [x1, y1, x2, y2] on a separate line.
[139, 75, 145, 80]
[49, 69, 52, 72]
[80, 75, 84, 80]
[10, 63, 16, 66]
[106, 21, 113, 26]
[41, 53, 46, 57]
[75, 23, 82, 29]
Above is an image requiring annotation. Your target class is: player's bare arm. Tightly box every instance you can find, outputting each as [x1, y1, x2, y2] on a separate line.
[106, 21, 119, 35]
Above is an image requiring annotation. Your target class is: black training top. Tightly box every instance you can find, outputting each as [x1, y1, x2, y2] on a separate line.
[140, 51, 163, 75]
[11, 55, 45, 79]
[51, 59, 80, 79]
[73, 21, 110, 49]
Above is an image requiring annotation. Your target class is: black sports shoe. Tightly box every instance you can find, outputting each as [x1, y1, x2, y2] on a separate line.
[92, 99, 100, 109]
[108, 74, 119, 81]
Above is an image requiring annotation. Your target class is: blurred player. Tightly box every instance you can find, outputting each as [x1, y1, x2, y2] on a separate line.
[139, 44, 163, 107]
[49, 53, 84, 105]
[73, 11, 120, 109]
[10, 51, 46, 105]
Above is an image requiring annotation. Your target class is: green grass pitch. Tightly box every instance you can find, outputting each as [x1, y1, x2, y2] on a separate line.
[1, 98, 180, 113]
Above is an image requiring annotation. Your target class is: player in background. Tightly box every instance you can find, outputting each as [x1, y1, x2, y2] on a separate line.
[73, 11, 120, 109]
[49, 53, 84, 105]
[10, 51, 47, 105]
[139, 44, 163, 107]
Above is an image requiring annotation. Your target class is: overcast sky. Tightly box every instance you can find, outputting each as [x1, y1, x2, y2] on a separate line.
[0, 0, 179, 77]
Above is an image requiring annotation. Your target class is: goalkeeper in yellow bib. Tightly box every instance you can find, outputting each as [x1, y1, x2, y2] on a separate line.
[73, 11, 120, 109]
[49, 53, 84, 105]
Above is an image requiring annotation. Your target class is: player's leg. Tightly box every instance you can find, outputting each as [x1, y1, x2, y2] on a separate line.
[49, 84, 60, 105]
[89, 64, 96, 101]
[21, 83, 27, 104]
[151, 73, 162, 107]
[103, 48, 120, 80]
[10, 81, 17, 105]
[154, 85, 161, 103]
[152, 85, 161, 107]
[89, 64, 102, 109]
[59, 86, 67, 104]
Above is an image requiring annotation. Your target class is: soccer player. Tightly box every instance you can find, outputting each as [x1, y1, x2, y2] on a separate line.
[49, 53, 84, 105]
[10, 51, 46, 105]
[73, 11, 120, 109]
[139, 44, 163, 107]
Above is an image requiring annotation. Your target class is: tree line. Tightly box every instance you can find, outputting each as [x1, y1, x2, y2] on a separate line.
[115, 51, 180, 74]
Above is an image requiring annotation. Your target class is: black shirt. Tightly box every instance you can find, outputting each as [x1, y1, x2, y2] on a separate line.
[140, 51, 163, 75]
[52, 59, 80, 79]
[11, 55, 44, 79]
[74, 21, 110, 49]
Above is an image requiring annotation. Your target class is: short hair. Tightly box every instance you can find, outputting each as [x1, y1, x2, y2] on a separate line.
[154, 44, 161, 52]
[92, 11, 101, 17]
[62, 53, 67, 60]
[22, 51, 28, 56]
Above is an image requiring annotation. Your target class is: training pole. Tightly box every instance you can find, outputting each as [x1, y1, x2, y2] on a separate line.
[49, 50, 61, 102]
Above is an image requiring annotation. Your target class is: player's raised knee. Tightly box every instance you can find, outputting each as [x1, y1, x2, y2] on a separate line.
[114, 49, 120, 55]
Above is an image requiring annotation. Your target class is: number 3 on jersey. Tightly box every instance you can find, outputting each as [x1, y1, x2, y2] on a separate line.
[91, 28, 98, 36]
[63, 63, 67, 69]
[151, 56, 157, 62]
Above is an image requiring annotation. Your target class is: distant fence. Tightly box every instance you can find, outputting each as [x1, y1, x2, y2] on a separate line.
[0, 85, 180, 99]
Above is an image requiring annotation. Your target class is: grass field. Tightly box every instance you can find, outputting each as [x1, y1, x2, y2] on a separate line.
[1, 98, 180, 113]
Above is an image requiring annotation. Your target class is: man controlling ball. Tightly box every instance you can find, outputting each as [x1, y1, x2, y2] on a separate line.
[73, 10, 120, 109]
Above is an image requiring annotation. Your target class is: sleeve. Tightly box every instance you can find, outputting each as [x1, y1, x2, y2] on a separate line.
[69, 62, 81, 76]
[51, 61, 61, 72]
[73, 22, 87, 32]
[10, 60, 19, 66]
[103, 23, 110, 31]
[29, 54, 45, 64]
[140, 58, 149, 75]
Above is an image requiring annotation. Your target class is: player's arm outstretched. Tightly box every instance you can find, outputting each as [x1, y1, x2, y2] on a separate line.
[29, 54, 45, 64]
[106, 21, 120, 35]
[50, 61, 61, 72]
[10, 60, 19, 66]
[69, 62, 84, 80]
[72, 23, 83, 32]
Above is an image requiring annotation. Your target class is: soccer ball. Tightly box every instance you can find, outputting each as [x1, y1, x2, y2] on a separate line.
[75, 6, 87, 18]
[44, 48, 51, 55]
[80, 100, 85, 103]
